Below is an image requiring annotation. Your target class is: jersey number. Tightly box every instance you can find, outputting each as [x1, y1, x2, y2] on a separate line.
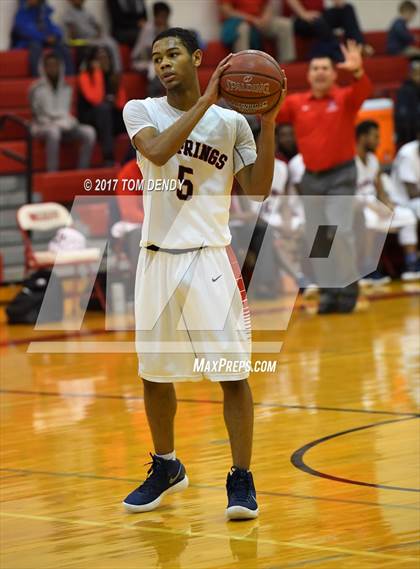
[177, 166, 194, 201]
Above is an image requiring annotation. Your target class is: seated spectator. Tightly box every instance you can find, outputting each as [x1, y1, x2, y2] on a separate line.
[355, 121, 419, 284]
[131, 2, 171, 97]
[106, 0, 147, 47]
[63, 0, 122, 73]
[284, 0, 371, 60]
[78, 47, 127, 166]
[219, 0, 296, 63]
[391, 130, 420, 220]
[387, 1, 420, 57]
[30, 52, 95, 172]
[12, 0, 74, 77]
[395, 58, 420, 147]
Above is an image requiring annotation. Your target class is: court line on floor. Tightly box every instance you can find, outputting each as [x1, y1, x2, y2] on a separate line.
[291, 416, 420, 492]
[1, 467, 418, 511]
[1, 388, 417, 418]
[0, 511, 417, 563]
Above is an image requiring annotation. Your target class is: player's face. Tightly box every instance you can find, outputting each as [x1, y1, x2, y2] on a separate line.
[276, 125, 296, 156]
[152, 37, 200, 90]
[365, 128, 380, 152]
[308, 58, 337, 93]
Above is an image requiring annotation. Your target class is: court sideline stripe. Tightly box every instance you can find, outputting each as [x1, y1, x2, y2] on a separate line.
[0, 388, 418, 418]
[0, 511, 417, 562]
[0, 466, 418, 511]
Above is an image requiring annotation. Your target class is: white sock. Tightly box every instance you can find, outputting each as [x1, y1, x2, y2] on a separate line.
[156, 451, 176, 461]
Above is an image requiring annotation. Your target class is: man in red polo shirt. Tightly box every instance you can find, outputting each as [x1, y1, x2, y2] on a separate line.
[277, 40, 372, 313]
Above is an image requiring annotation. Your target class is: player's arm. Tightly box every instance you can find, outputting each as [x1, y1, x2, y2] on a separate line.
[397, 155, 420, 200]
[404, 182, 420, 200]
[375, 173, 393, 209]
[129, 55, 232, 166]
[236, 81, 287, 199]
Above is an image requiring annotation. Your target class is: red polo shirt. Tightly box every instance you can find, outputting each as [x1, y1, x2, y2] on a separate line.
[276, 73, 372, 172]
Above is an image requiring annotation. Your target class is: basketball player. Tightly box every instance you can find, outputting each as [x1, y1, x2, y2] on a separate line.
[355, 120, 419, 283]
[122, 27, 286, 520]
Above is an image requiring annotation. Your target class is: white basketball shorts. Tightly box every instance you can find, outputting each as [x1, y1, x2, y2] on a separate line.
[134, 246, 251, 382]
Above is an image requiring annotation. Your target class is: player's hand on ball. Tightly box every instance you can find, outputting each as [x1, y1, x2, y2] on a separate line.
[202, 53, 233, 106]
[261, 77, 287, 123]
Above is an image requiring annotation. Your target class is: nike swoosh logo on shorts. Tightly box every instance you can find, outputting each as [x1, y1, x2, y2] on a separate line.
[169, 466, 182, 485]
[212, 275, 222, 282]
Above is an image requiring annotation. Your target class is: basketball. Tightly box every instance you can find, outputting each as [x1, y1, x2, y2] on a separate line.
[220, 50, 286, 115]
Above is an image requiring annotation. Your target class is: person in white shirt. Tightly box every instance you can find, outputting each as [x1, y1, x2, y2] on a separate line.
[391, 134, 420, 218]
[122, 27, 286, 520]
[355, 120, 419, 284]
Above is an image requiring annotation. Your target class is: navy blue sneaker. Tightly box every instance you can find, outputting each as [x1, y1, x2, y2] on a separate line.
[123, 454, 188, 513]
[402, 260, 420, 282]
[360, 270, 391, 287]
[226, 467, 259, 520]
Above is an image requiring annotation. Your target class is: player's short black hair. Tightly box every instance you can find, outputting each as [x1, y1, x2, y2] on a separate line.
[153, 2, 171, 17]
[356, 120, 379, 139]
[399, 1, 417, 14]
[152, 27, 200, 55]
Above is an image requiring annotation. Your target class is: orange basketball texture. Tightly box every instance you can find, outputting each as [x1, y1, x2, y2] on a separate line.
[220, 50, 286, 115]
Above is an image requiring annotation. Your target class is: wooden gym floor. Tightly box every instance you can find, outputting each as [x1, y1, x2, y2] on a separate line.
[0, 282, 419, 569]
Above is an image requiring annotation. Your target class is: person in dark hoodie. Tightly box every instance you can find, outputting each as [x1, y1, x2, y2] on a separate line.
[12, 0, 74, 77]
[106, 0, 147, 47]
[30, 52, 96, 171]
[395, 58, 420, 146]
[387, 1, 420, 57]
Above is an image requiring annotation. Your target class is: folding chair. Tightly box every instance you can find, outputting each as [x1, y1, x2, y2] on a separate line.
[17, 202, 106, 312]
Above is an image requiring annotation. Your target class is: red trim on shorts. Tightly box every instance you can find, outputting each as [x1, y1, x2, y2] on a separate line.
[227, 246, 251, 337]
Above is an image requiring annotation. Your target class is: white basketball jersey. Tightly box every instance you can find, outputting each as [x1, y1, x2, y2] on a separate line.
[288, 153, 305, 187]
[123, 97, 257, 248]
[391, 140, 420, 205]
[355, 152, 379, 197]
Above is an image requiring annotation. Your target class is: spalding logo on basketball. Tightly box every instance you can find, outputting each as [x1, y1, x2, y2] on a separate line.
[220, 50, 286, 115]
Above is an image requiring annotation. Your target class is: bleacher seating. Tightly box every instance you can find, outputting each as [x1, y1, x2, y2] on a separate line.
[0, 134, 129, 175]
[1, 23, 416, 285]
[0, 33, 416, 190]
[33, 167, 118, 202]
